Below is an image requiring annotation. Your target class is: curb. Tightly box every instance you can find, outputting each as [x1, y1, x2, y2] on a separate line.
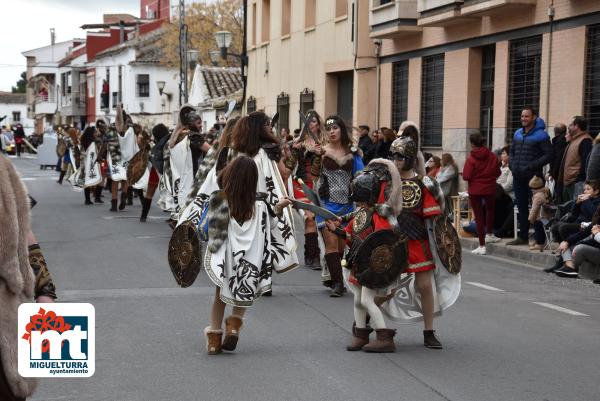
[460, 237, 555, 268]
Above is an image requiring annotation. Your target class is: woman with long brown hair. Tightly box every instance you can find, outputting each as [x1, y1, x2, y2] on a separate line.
[285, 110, 326, 269]
[203, 155, 294, 354]
[312, 115, 364, 296]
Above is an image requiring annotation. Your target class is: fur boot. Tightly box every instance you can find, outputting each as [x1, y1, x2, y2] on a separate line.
[362, 328, 396, 353]
[204, 327, 223, 355]
[347, 327, 373, 351]
[222, 316, 243, 351]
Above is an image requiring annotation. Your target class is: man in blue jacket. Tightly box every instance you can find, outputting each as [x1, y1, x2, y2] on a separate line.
[507, 106, 553, 245]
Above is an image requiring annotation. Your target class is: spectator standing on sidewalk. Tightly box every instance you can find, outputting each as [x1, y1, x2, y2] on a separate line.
[548, 123, 567, 203]
[463, 133, 501, 255]
[557, 116, 592, 201]
[497, 146, 514, 198]
[436, 153, 459, 213]
[507, 107, 553, 246]
[586, 133, 600, 182]
[357, 125, 374, 160]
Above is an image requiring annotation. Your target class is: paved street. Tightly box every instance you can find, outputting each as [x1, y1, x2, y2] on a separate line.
[11, 156, 600, 401]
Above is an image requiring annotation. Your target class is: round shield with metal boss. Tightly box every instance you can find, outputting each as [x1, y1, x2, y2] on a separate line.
[168, 221, 202, 288]
[354, 229, 408, 289]
[432, 215, 462, 274]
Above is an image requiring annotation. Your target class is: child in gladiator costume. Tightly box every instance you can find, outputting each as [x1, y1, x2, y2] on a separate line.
[380, 135, 461, 349]
[325, 158, 404, 352]
[284, 110, 326, 269]
[311, 115, 364, 297]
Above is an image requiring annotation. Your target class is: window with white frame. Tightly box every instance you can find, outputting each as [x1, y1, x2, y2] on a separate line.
[136, 74, 150, 98]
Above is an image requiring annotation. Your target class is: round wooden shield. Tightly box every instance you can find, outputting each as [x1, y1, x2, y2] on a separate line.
[432, 215, 462, 274]
[354, 229, 408, 289]
[168, 221, 202, 288]
[127, 149, 149, 186]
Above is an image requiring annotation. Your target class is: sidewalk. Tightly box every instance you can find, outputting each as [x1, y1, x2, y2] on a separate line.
[460, 236, 555, 268]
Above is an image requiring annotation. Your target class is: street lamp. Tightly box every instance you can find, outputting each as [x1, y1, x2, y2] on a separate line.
[209, 50, 221, 66]
[214, 31, 233, 59]
[188, 49, 199, 70]
[156, 80, 172, 100]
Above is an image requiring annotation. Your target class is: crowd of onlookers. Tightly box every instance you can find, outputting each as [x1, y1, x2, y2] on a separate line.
[348, 107, 600, 282]
[459, 108, 599, 281]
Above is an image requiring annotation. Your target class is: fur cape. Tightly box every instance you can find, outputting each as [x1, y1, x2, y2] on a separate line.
[0, 155, 38, 398]
[207, 191, 230, 254]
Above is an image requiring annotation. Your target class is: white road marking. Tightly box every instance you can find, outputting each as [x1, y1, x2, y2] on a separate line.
[21, 177, 54, 181]
[465, 281, 505, 292]
[532, 302, 589, 316]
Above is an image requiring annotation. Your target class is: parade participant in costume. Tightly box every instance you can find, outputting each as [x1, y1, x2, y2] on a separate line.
[325, 158, 404, 352]
[161, 105, 204, 225]
[203, 156, 294, 354]
[380, 136, 461, 349]
[110, 106, 139, 211]
[311, 115, 364, 296]
[80, 127, 98, 205]
[285, 111, 327, 269]
[140, 123, 169, 222]
[98, 118, 127, 211]
[398, 121, 426, 176]
[1, 154, 57, 401]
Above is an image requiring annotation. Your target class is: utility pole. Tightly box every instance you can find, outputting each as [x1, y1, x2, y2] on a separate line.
[178, 0, 188, 106]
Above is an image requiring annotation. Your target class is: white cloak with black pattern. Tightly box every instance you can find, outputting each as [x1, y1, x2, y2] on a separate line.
[202, 149, 298, 306]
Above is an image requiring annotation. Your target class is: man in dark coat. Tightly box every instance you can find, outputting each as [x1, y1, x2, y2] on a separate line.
[549, 123, 567, 203]
[507, 107, 553, 245]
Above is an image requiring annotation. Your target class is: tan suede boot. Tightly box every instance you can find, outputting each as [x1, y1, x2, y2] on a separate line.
[347, 327, 373, 351]
[362, 328, 396, 353]
[222, 315, 243, 351]
[204, 326, 223, 355]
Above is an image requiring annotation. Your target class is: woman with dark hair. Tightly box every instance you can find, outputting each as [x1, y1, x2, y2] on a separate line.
[367, 127, 395, 161]
[80, 126, 98, 205]
[426, 156, 441, 178]
[463, 133, 501, 255]
[285, 110, 326, 269]
[139, 124, 169, 222]
[203, 155, 295, 354]
[312, 115, 364, 296]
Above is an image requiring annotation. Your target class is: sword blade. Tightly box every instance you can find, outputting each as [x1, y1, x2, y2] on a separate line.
[290, 199, 338, 220]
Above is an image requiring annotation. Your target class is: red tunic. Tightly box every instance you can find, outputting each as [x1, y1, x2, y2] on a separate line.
[405, 185, 441, 273]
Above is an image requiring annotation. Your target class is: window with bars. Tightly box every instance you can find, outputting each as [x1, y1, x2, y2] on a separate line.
[420, 54, 444, 147]
[277, 92, 290, 131]
[247, 96, 257, 113]
[585, 24, 600, 136]
[391, 60, 409, 132]
[480, 45, 496, 147]
[507, 35, 542, 140]
[12, 111, 20, 122]
[136, 74, 150, 98]
[300, 88, 315, 127]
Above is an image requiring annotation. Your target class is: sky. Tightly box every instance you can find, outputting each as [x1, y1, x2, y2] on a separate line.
[0, 0, 139, 92]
